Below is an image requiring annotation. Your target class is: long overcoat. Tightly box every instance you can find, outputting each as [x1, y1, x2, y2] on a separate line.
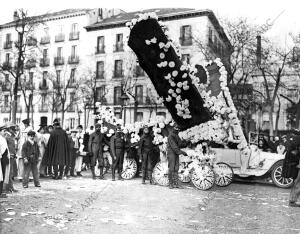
[282, 136, 300, 179]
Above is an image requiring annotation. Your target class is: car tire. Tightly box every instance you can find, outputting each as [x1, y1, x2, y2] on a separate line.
[271, 161, 293, 188]
[214, 162, 234, 187]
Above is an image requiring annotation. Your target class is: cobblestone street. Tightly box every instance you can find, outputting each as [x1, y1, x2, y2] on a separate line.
[1, 173, 300, 234]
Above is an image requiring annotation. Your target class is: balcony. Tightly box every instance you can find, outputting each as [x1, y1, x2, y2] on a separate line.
[95, 46, 105, 54]
[54, 57, 64, 66]
[69, 31, 79, 41]
[113, 70, 124, 78]
[1, 83, 11, 91]
[135, 66, 145, 77]
[55, 34, 65, 43]
[179, 37, 192, 46]
[68, 56, 79, 64]
[3, 41, 13, 49]
[39, 104, 48, 113]
[39, 82, 48, 90]
[40, 58, 50, 67]
[25, 59, 36, 69]
[96, 71, 104, 79]
[2, 61, 12, 70]
[26, 37, 37, 46]
[1, 106, 10, 113]
[113, 43, 124, 52]
[67, 105, 75, 112]
[40, 36, 50, 45]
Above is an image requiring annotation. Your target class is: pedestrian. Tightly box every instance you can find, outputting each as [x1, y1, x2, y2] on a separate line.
[167, 124, 187, 189]
[16, 118, 33, 181]
[37, 126, 50, 178]
[139, 125, 155, 184]
[21, 130, 41, 188]
[75, 125, 84, 176]
[69, 129, 79, 177]
[277, 140, 286, 155]
[3, 123, 18, 193]
[88, 123, 109, 179]
[282, 132, 300, 207]
[110, 124, 125, 181]
[45, 120, 70, 180]
[0, 124, 10, 198]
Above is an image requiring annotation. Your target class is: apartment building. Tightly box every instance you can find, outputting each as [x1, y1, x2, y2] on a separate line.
[85, 8, 232, 124]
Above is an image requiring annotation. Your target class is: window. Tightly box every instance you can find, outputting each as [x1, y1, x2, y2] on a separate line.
[181, 54, 190, 65]
[6, 33, 11, 42]
[4, 95, 9, 107]
[71, 23, 78, 33]
[41, 71, 47, 87]
[58, 25, 63, 34]
[135, 64, 145, 77]
[96, 61, 104, 79]
[16, 118, 20, 124]
[43, 49, 48, 59]
[135, 85, 143, 104]
[69, 118, 75, 129]
[292, 47, 300, 63]
[5, 53, 10, 63]
[3, 118, 9, 123]
[70, 68, 76, 83]
[41, 93, 47, 105]
[29, 72, 34, 84]
[137, 112, 143, 122]
[114, 60, 123, 77]
[157, 112, 166, 118]
[96, 86, 106, 102]
[114, 34, 123, 51]
[71, 45, 77, 58]
[114, 86, 122, 105]
[69, 92, 75, 111]
[96, 36, 105, 53]
[180, 25, 192, 46]
[44, 27, 49, 35]
[57, 47, 63, 58]
[56, 70, 61, 85]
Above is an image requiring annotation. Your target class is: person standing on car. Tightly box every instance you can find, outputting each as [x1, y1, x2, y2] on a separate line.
[167, 124, 187, 189]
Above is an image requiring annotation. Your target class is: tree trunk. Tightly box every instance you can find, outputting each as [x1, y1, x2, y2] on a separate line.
[61, 103, 65, 128]
[268, 107, 274, 137]
[275, 99, 281, 136]
[133, 100, 138, 122]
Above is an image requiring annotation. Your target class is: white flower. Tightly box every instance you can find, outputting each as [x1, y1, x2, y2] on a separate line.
[157, 63, 162, 68]
[177, 82, 182, 88]
[169, 61, 175, 68]
[170, 82, 176, 87]
[183, 85, 189, 90]
[166, 96, 172, 102]
[150, 37, 157, 43]
[160, 53, 165, 59]
[182, 73, 187, 78]
[159, 42, 165, 49]
[164, 73, 171, 80]
[176, 88, 181, 94]
[162, 61, 168, 67]
[168, 89, 174, 94]
[172, 70, 178, 77]
[145, 40, 151, 45]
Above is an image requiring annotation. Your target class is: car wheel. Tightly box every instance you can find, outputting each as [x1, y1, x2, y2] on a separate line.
[214, 162, 233, 187]
[191, 165, 215, 190]
[121, 159, 137, 180]
[152, 161, 169, 186]
[271, 161, 293, 188]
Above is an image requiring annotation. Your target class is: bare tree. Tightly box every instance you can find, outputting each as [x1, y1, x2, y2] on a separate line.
[0, 9, 42, 124]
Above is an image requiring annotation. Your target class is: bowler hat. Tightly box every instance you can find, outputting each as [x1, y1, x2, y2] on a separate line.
[22, 119, 30, 125]
[27, 130, 36, 136]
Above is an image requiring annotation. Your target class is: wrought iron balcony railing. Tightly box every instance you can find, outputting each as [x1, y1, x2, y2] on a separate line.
[95, 46, 105, 54]
[55, 34, 65, 42]
[3, 41, 13, 49]
[40, 58, 50, 67]
[96, 71, 104, 79]
[179, 36, 193, 46]
[40, 36, 50, 44]
[69, 32, 79, 41]
[68, 56, 79, 64]
[54, 57, 64, 66]
[113, 43, 124, 52]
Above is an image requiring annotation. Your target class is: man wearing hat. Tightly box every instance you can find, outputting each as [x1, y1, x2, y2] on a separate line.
[45, 120, 70, 179]
[3, 123, 18, 193]
[88, 123, 109, 179]
[21, 130, 41, 188]
[110, 124, 126, 181]
[0, 124, 10, 198]
[167, 124, 187, 189]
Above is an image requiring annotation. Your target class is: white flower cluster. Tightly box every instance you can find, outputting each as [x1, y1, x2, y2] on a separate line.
[125, 12, 159, 30]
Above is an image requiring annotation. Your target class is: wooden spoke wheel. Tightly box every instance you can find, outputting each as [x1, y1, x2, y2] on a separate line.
[121, 158, 137, 180]
[191, 165, 215, 190]
[214, 163, 234, 187]
[178, 162, 191, 183]
[271, 161, 293, 188]
[152, 161, 169, 186]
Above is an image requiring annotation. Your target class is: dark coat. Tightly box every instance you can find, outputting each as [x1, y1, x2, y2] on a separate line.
[44, 127, 70, 166]
[88, 131, 109, 165]
[21, 141, 40, 164]
[167, 130, 186, 158]
[282, 136, 300, 179]
[110, 133, 126, 159]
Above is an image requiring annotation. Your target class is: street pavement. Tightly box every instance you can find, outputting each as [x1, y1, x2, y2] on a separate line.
[1, 172, 300, 234]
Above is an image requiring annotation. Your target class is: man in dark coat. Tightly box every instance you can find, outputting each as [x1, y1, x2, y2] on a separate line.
[167, 124, 187, 189]
[21, 131, 41, 188]
[282, 131, 300, 207]
[139, 125, 156, 184]
[88, 123, 109, 179]
[110, 124, 126, 181]
[45, 120, 70, 179]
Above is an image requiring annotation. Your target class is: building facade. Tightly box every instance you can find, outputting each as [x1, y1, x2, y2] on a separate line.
[0, 8, 232, 130]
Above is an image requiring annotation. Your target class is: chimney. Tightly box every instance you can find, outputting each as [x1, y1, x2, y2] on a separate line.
[13, 10, 19, 21]
[256, 35, 261, 65]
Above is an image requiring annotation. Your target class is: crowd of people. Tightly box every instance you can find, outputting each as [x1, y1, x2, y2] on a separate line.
[0, 118, 187, 198]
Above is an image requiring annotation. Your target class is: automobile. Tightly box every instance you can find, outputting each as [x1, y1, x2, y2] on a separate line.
[212, 145, 293, 188]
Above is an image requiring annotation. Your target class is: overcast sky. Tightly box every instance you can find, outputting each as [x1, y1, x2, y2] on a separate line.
[0, 0, 299, 43]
